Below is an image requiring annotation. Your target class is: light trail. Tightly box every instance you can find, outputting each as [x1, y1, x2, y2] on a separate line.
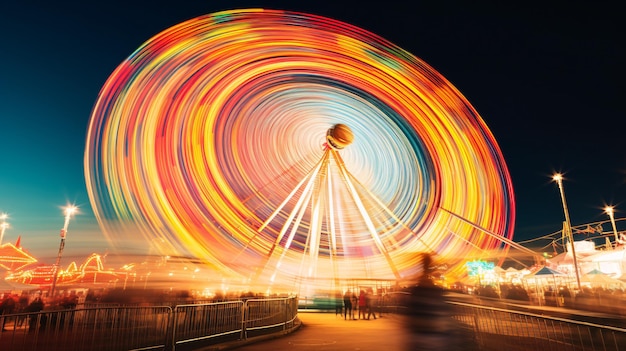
[85, 9, 515, 288]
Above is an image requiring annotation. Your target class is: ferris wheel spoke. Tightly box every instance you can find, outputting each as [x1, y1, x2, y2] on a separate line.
[440, 207, 539, 259]
[297, 222, 314, 281]
[306, 158, 328, 278]
[233, 149, 330, 264]
[343, 170, 438, 253]
[326, 159, 340, 281]
[257, 150, 331, 283]
[331, 148, 401, 279]
[270, 188, 315, 282]
[268, 151, 329, 253]
[258, 150, 331, 233]
[447, 229, 530, 267]
[266, 151, 330, 281]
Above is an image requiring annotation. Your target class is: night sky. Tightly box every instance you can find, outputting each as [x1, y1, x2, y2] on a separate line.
[1, 1, 623, 263]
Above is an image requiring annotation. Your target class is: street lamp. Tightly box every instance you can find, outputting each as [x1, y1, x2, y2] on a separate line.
[0, 213, 8, 245]
[50, 205, 78, 298]
[604, 206, 619, 245]
[552, 174, 582, 291]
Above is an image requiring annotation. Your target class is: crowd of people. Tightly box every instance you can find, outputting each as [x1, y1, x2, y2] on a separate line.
[1, 292, 46, 332]
[0, 291, 78, 333]
[337, 287, 378, 320]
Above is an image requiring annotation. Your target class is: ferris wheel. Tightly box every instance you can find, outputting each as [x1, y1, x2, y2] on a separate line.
[85, 9, 515, 289]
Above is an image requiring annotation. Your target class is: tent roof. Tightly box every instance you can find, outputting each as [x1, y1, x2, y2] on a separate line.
[585, 268, 604, 275]
[526, 266, 567, 277]
[581, 273, 625, 286]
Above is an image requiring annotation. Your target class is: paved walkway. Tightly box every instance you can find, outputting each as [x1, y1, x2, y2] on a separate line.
[207, 310, 476, 351]
[234, 311, 407, 351]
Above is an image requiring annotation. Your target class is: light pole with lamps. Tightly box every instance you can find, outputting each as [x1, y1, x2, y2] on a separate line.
[552, 174, 582, 291]
[50, 205, 78, 298]
[604, 206, 619, 246]
[0, 213, 8, 245]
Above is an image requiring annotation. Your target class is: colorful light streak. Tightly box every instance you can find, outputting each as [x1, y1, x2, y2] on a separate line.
[85, 9, 515, 287]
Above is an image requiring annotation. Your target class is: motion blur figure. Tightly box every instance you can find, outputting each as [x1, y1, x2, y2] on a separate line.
[366, 287, 377, 320]
[402, 253, 465, 351]
[335, 290, 343, 316]
[358, 289, 367, 319]
[343, 290, 353, 320]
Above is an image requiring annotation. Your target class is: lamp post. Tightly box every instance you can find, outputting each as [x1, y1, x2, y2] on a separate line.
[50, 205, 77, 298]
[0, 213, 8, 245]
[604, 206, 619, 245]
[552, 174, 582, 291]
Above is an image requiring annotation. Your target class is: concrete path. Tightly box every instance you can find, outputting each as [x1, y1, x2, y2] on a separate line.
[209, 309, 478, 351]
[233, 311, 409, 351]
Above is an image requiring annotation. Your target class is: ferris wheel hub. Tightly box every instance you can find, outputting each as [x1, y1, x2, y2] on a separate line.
[326, 124, 354, 149]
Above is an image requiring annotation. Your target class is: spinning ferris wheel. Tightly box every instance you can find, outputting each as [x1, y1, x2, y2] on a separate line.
[84, 9, 515, 288]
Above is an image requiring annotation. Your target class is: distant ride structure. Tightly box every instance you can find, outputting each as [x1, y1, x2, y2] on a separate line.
[84, 9, 515, 291]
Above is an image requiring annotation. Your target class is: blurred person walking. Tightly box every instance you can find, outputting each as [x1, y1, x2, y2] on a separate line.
[358, 289, 367, 319]
[350, 291, 358, 320]
[343, 290, 353, 320]
[402, 253, 458, 350]
[334, 290, 343, 316]
[25, 296, 45, 333]
[1, 294, 17, 331]
[366, 287, 377, 320]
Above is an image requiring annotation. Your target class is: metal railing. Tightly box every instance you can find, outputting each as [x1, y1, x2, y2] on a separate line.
[0, 296, 299, 351]
[0, 305, 172, 351]
[172, 300, 243, 349]
[243, 297, 298, 339]
[7, 292, 625, 351]
[450, 301, 626, 351]
[378, 291, 626, 351]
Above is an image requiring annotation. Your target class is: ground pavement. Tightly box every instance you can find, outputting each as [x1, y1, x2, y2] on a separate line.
[204, 310, 478, 351]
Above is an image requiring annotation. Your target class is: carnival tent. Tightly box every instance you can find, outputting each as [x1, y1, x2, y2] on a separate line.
[585, 268, 604, 275]
[523, 266, 568, 289]
[580, 270, 625, 289]
[585, 249, 626, 278]
[523, 266, 569, 305]
[525, 266, 567, 278]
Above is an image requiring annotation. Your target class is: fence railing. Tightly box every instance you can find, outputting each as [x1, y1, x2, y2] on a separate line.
[7, 292, 626, 351]
[243, 297, 299, 339]
[0, 296, 299, 351]
[449, 300, 626, 351]
[378, 291, 626, 351]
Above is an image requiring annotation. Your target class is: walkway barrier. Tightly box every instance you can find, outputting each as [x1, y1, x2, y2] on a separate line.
[243, 297, 298, 339]
[0, 296, 299, 351]
[7, 293, 625, 351]
[377, 291, 626, 351]
[172, 301, 244, 350]
[0, 305, 172, 351]
[449, 301, 626, 351]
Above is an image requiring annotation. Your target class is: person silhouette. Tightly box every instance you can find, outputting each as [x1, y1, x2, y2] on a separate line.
[358, 290, 367, 319]
[25, 297, 45, 333]
[403, 252, 454, 350]
[366, 287, 377, 320]
[334, 290, 343, 316]
[1, 294, 17, 331]
[343, 290, 353, 320]
[350, 291, 358, 320]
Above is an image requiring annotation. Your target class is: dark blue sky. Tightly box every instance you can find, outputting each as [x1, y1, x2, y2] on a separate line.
[0, 0, 623, 261]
